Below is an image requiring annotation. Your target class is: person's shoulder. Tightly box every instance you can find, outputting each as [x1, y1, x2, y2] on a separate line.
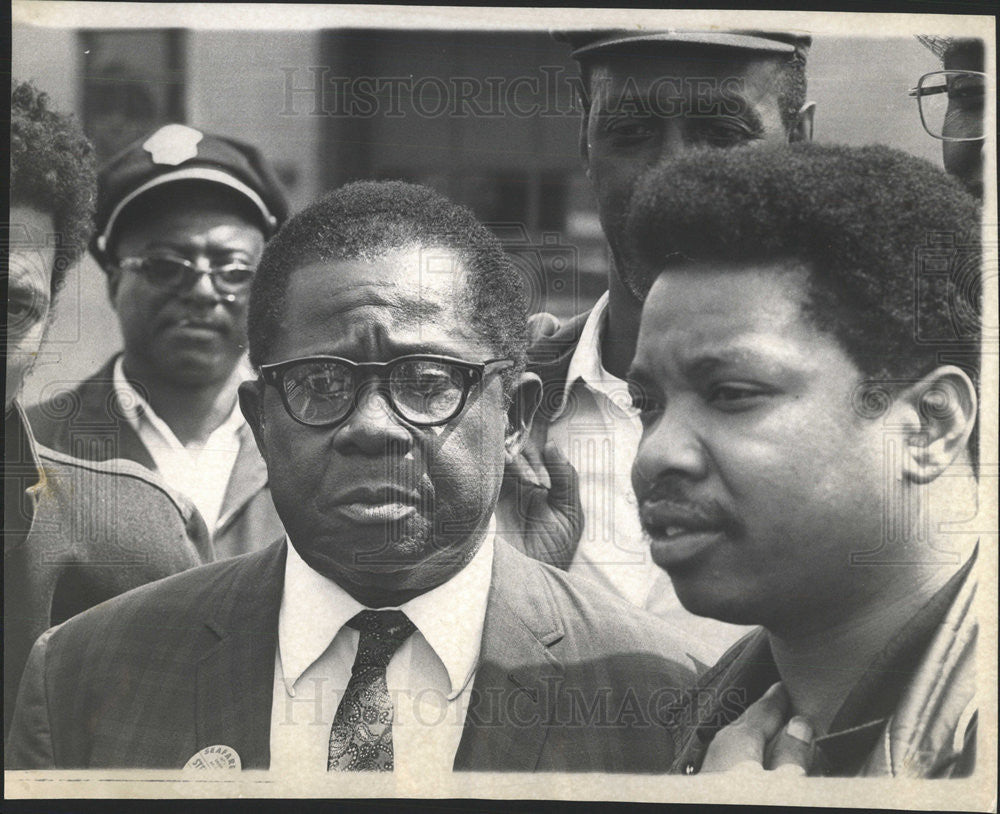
[23, 358, 119, 442]
[44, 542, 282, 656]
[494, 539, 699, 673]
[35, 443, 211, 553]
[37, 443, 175, 502]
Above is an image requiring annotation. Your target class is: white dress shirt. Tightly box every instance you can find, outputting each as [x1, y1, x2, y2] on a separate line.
[113, 355, 245, 536]
[547, 292, 751, 660]
[269, 525, 493, 776]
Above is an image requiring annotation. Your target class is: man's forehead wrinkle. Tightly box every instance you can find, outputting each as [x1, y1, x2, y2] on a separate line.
[301, 280, 446, 322]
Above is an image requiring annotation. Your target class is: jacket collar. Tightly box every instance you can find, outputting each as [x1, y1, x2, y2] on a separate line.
[215, 423, 269, 533]
[837, 546, 978, 776]
[674, 549, 979, 776]
[79, 357, 157, 469]
[454, 538, 566, 771]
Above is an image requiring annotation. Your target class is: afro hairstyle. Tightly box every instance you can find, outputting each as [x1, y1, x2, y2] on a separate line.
[624, 141, 982, 458]
[10, 80, 97, 297]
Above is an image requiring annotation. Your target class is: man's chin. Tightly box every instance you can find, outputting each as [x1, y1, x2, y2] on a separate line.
[152, 343, 241, 386]
[651, 546, 758, 626]
[669, 576, 759, 626]
[294, 513, 435, 571]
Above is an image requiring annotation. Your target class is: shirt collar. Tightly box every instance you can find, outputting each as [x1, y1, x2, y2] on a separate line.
[278, 519, 495, 700]
[112, 354, 247, 441]
[112, 354, 149, 430]
[552, 291, 627, 419]
[811, 546, 978, 774]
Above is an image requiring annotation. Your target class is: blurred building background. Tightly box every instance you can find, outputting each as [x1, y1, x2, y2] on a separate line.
[13, 25, 947, 406]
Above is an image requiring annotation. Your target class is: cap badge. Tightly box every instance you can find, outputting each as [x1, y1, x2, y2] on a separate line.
[143, 124, 204, 166]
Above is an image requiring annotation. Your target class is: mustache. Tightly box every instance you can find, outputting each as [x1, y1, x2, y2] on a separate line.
[635, 478, 742, 537]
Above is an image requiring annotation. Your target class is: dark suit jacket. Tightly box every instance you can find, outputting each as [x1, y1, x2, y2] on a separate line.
[4, 402, 211, 745]
[26, 356, 284, 560]
[7, 536, 701, 772]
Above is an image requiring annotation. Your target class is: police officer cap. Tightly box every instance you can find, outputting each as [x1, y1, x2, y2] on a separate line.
[916, 35, 983, 64]
[556, 29, 812, 60]
[92, 124, 289, 263]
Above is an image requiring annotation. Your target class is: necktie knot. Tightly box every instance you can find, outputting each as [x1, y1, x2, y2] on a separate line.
[349, 609, 415, 642]
[347, 610, 416, 671]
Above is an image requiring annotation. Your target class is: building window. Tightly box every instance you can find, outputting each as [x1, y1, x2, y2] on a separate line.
[80, 29, 186, 163]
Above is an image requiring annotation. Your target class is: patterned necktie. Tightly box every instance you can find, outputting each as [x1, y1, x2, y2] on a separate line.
[327, 609, 416, 771]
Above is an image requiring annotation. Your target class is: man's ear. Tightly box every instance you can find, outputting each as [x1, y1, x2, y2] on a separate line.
[505, 372, 542, 461]
[897, 366, 977, 485]
[238, 379, 268, 458]
[788, 101, 816, 143]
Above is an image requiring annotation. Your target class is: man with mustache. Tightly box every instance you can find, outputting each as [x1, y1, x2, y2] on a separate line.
[623, 144, 981, 777]
[506, 30, 815, 658]
[8, 181, 702, 772]
[27, 125, 288, 559]
[5, 81, 209, 748]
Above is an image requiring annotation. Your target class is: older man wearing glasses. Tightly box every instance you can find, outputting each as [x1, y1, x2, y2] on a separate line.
[911, 36, 987, 199]
[8, 181, 703, 773]
[27, 125, 289, 559]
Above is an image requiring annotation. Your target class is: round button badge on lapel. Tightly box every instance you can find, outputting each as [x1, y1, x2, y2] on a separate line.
[183, 744, 242, 770]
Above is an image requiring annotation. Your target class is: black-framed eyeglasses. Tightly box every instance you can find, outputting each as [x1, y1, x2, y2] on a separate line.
[909, 70, 987, 141]
[117, 254, 256, 299]
[259, 354, 515, 428]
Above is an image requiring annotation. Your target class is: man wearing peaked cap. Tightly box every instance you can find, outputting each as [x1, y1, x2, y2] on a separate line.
[6, 82, 210, 750]
[88, 124, 288, 265]
[560, 28, 812, 59]
[504, 29, 815, 659]
[28, 124, 289, 560]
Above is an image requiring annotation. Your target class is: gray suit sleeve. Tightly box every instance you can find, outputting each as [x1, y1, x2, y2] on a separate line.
[5, 628, 57, 769]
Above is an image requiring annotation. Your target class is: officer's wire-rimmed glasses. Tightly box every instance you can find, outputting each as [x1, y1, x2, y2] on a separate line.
[908, 70, 987, 141]
[258, 354, 515, 428]
[117, 253, 256, 301]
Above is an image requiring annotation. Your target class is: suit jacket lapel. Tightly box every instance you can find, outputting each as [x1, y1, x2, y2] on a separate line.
[88, 359, 157, 470]
[196, 539, 287, 769]
[216, 424, 269, 534]
[454, 540, 565, 771]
